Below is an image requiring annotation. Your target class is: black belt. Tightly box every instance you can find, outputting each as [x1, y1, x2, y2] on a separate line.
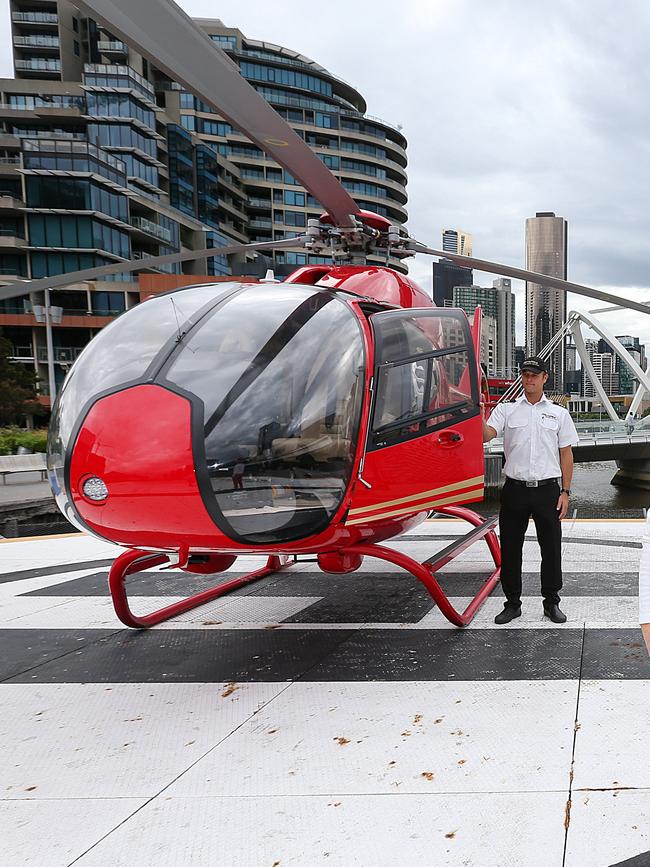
[505, 477, 558, 488]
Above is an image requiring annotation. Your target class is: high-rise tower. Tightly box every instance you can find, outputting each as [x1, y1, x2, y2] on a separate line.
[525, 212, 568, 390]
[442, 228, 472, 257]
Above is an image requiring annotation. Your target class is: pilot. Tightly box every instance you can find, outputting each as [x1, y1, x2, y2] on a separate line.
[481, 356, 579, 624]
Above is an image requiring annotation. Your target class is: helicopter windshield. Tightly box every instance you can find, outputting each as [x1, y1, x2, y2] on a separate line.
[47, 282, 236, 521]
[161, 284, 365, 544]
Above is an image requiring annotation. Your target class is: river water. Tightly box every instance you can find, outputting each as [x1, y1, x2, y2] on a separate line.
[479, 460, 650, 519]
[4, 461, 650, 537]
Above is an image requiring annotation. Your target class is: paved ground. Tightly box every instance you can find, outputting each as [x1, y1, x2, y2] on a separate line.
[1, 520, 649, 867]
[0, 474, 51, 506]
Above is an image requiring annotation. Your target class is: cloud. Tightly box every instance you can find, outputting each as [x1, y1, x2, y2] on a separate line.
[1, 0, 648, 349]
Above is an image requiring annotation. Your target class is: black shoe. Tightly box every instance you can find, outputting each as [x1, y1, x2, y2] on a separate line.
[494, 605, 521, 625]
[544, 603, 567, 624]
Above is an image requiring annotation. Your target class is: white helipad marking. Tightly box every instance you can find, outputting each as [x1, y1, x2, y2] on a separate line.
[0, 683, 286, 800]
[0, 595, 322, 629]
[0, 594, 640, 630]
[0, 535, 119, 574]
[167, 680, 578, 797]
[565, 791, 650, 867]
[572, 680, 650, 792]
[416, 596, 642, 630]
[2, 798, 147, 867]
[0, 567, 110, 598]
[0, 521, 646, 867]
[70, 792, 568, 867]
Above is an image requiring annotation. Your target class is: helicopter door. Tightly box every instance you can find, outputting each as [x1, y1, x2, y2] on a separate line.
[348, 308, 484, 526]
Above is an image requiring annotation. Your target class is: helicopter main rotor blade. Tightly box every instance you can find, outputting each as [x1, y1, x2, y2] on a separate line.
[415, 244, 650, 316]
[75, 0, 360, 228]
[0, 238, 299, 303]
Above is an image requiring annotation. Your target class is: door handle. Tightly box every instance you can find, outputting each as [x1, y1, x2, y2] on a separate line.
[436, 430, 463, 447]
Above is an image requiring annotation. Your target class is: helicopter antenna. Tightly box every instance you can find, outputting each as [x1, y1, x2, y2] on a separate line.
[170, 296, 184, 344]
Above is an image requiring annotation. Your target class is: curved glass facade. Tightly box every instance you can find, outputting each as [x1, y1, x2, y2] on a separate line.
[185, 23, 409, 272]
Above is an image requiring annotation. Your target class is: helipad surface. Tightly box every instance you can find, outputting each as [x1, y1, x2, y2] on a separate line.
[1, 519, 649, 867]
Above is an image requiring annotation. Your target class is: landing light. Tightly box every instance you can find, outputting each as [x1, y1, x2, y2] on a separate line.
[82, 476, 108, 502]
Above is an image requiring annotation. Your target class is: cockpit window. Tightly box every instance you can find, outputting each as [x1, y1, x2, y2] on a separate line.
[47, 282, 236, 517]
[370, 308, 477, 449]
[162, 285, 365, 544]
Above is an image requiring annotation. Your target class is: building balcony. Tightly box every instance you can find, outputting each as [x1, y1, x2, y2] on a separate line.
[130, 216, 172, 243]
[0, 236, 27, 248]
[0, 157, 22, 174]
[0, 197, 25, 212]
[13, 35, 60, 50]
[96, 41, 128, 54]
[9, 345, 34, 359]
[37, 346, 85, 364]
[11, 12, 58, 26]
[15, 59, 62, 74]
[219, 221, 248, 243]
[218, 196, 247, 222]
[247, 197, 272, 209]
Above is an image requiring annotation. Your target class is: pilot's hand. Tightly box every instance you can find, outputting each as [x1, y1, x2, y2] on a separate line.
[556, 491, 569, 520]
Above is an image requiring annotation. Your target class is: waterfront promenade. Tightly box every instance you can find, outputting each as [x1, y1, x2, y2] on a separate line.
[1, 518, 649, 866]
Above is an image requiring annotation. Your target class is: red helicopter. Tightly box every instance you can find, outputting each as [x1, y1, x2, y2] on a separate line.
[7, 0, 646, 630]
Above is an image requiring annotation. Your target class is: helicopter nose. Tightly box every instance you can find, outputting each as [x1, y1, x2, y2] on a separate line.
[69, 384, 220, 548]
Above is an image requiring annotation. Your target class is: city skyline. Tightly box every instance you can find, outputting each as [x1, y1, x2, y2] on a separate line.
[0, 1, 648, 351]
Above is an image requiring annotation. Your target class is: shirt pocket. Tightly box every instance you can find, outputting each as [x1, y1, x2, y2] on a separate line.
[540, 415, 559, 431]
[506, 413, 528, 429]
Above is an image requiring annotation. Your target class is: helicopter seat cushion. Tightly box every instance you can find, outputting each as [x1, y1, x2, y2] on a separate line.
[271, 419, 350, 462]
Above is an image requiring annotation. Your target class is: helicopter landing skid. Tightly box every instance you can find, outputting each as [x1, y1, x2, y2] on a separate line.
[108, 549, 293, 629]
[341, 506, 501, 628]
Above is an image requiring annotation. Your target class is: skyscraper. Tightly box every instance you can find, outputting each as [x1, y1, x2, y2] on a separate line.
[442, 228, 473, 257]
[525, 212, 568, 390]
[582, 339, 598, 398]
[492, 278, 516, 378]
[432, 258, 472, 307]
[452, 280, 515, 377]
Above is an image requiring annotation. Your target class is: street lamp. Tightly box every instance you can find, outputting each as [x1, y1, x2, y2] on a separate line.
[33, 288, 63, 404]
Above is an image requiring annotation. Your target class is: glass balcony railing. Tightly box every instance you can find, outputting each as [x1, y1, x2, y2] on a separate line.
[15, 59, 61, 72]
[83, 64, 155, 99]
[37, 346, 85, 364]
[22, 138, 127, 173]
[13, 35, 60, 48]
[10, 345, 34, 357]
[97, 41, 128, 53]
[130, 216, 172, 243]
[12, 12, 58, 24]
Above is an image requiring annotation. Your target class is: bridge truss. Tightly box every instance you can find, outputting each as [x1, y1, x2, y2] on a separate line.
[496, 309, 650, 423]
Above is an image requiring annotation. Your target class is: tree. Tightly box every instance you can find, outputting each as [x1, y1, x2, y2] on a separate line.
[0, 334, 45, 426]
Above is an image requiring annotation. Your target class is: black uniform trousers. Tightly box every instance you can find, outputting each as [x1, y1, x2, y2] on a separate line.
[499, 478, 562, 607]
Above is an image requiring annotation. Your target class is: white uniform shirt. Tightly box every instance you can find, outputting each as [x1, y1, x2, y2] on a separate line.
[487, 393, 579, 481]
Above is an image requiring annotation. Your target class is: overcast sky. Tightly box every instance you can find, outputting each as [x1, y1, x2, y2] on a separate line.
[1, 0, 649, 347]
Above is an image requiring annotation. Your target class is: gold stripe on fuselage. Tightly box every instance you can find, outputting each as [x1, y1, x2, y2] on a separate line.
[345, 486, 484, 526]
[347, 474, 485, 517]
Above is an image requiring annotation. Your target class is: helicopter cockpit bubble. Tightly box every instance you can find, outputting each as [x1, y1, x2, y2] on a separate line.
[49, 282, 365, 546]
[161, 284, 365, 544]
[47, 282, 237, 524]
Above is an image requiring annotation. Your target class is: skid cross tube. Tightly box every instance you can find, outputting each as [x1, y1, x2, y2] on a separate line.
[108, 548, 293, 628]
[342, 506, 501, 627]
